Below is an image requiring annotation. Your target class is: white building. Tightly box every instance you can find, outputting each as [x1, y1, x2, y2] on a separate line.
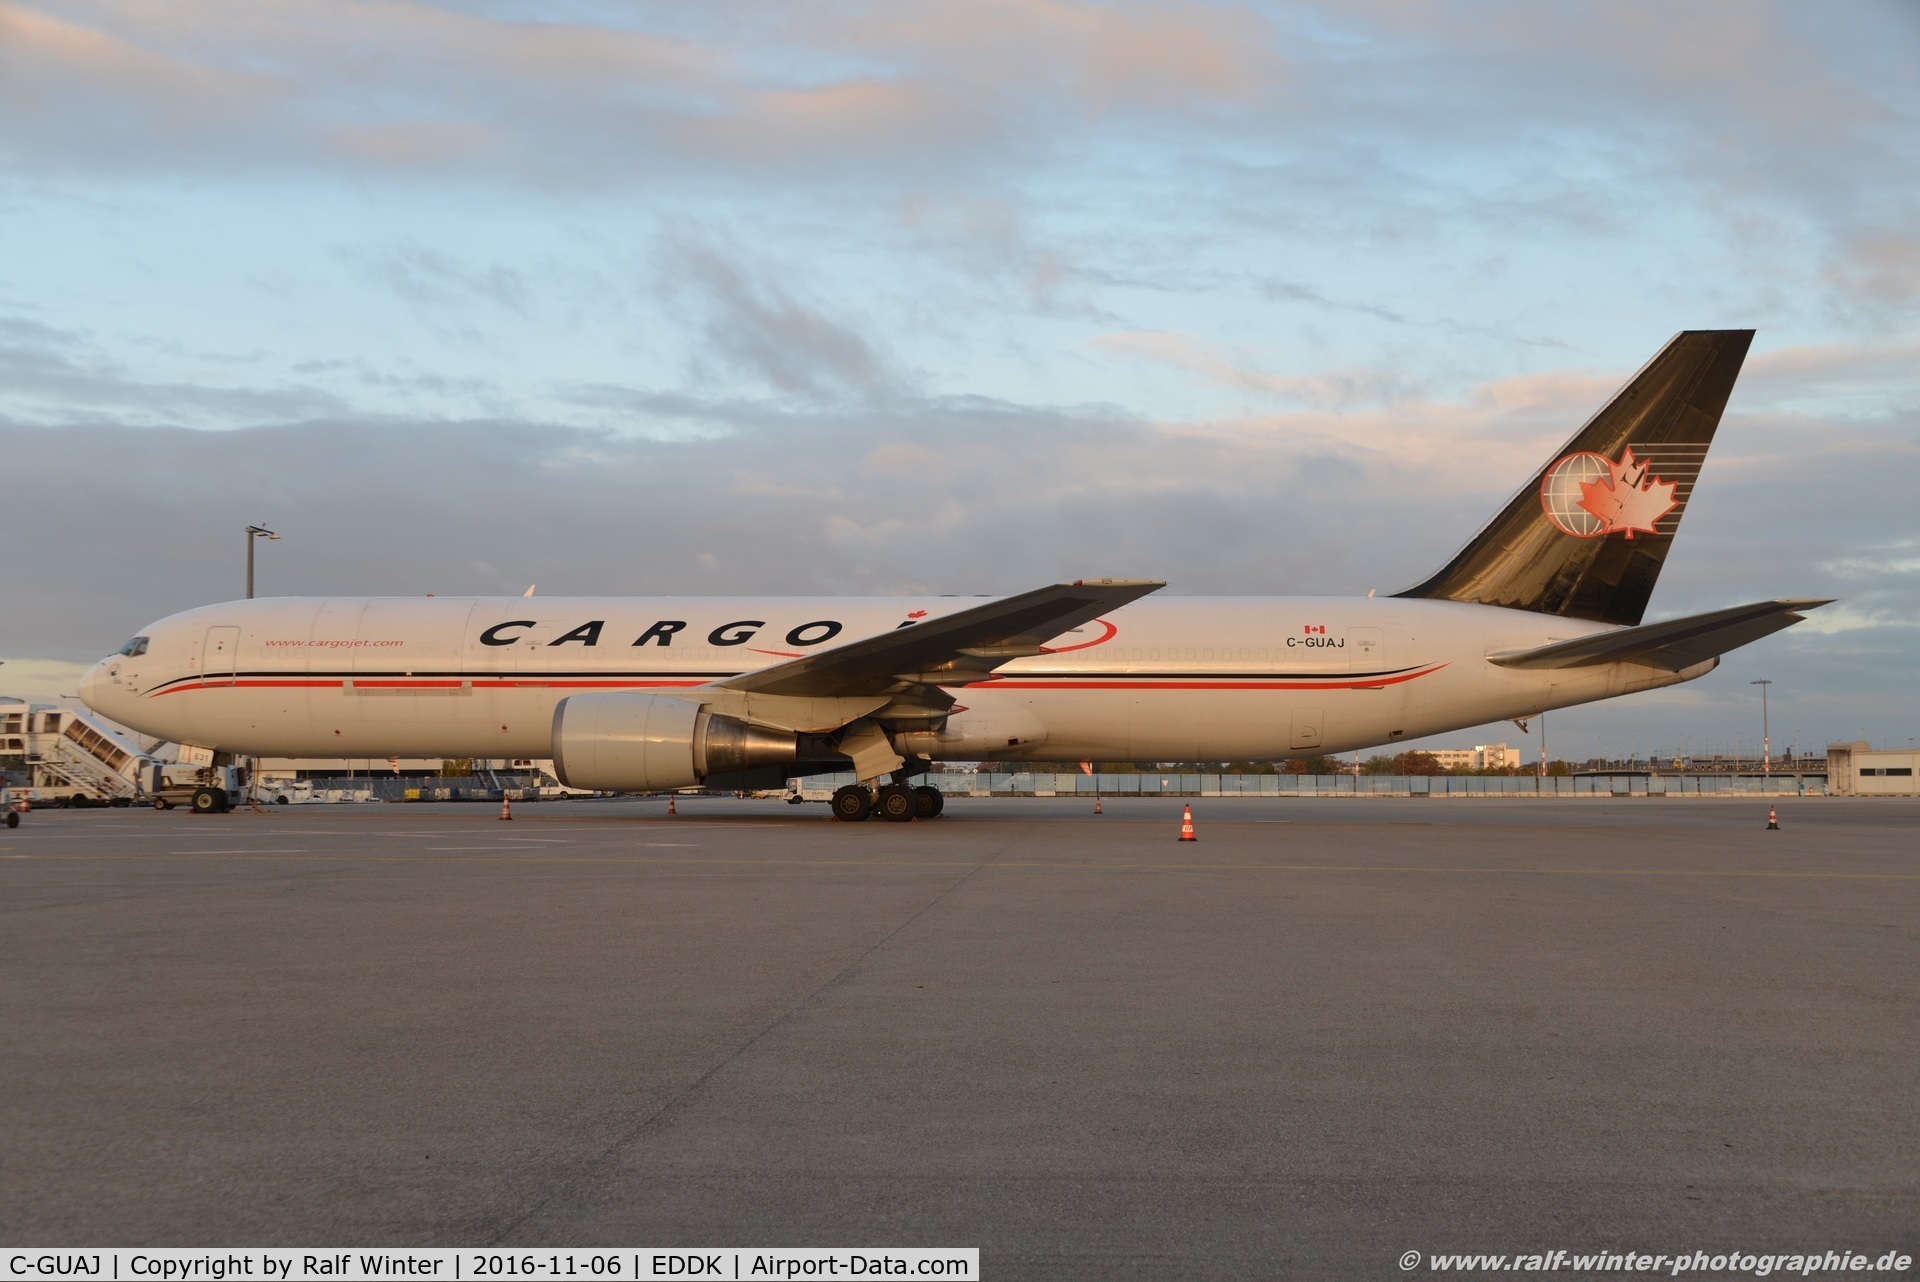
[1825, 742, 1919, 796]
[1427, 743, 1523, 771]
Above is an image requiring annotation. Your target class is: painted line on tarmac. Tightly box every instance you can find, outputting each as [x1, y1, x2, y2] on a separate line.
[21, 851, 1920, 880]
[538, 819, 799, 828]
[159, 848, 312, 855]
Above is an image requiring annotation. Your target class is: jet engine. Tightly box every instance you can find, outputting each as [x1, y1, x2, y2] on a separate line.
[550, 693, 797, 791]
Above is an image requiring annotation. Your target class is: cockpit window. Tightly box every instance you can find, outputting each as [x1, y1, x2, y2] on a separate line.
[117, 637, 149, 657]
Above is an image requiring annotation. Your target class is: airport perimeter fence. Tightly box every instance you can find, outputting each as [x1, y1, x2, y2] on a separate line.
[803, 772, 1828, 798]
[297, 773, 549, 804]
[287, 771, 1827, 803]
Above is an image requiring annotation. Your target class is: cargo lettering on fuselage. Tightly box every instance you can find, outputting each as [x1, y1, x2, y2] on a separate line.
[477, 619, 849, 648]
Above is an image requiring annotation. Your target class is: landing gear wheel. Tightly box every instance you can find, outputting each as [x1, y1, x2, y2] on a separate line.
[913, 786, 944, 819]
[153, 798, 172, 811]
[190, 787, 224, 815]
[877, 785, 915, 822]
[831, 785, 873, 822]
[5, 811, 17, 828]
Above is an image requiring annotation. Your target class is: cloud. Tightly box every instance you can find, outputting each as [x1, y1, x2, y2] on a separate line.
[1092, 330, 1429, 411]
[347, 241, 533, 317]
[896, 194, 1104, 318]
[0, 0, 1275, 185]
[816, 0, 1274, 112]
[0, 316, 348, 427]
[1824, 231, 1920, 320]
[656, 234, 904, 400]
[0, 659, 92, 704]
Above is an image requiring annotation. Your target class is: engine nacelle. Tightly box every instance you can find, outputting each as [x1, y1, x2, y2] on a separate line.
[550, 693, 798, 792]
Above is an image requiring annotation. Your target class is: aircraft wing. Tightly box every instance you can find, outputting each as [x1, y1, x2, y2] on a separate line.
[1488, 599, 1832, 672]
[716, 579, 1164, 698]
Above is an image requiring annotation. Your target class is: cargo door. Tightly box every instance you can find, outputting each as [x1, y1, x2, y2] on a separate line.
[202, 626, 239, 687]
[1346, 624, 1406, 742]
[1291, 706, 1323, 749]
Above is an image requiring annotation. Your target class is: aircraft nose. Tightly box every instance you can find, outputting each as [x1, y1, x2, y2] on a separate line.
[77, 659, 107, 712]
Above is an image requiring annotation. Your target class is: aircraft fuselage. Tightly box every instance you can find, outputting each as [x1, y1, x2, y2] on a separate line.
[78, 594, 1709, 763]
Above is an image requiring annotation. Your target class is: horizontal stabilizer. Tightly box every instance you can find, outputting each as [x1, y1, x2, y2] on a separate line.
[719, 579, 1164, 698]
[1488, 599, 1830, 672]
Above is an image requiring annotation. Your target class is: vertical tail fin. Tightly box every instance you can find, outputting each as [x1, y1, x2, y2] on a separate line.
[1395, 329, 1754, 627]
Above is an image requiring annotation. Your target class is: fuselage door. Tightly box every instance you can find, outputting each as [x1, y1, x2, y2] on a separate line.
[1348, 627, 1383, 670]
[203, 626, 240, 687]
[1291, 706, 1323, 749]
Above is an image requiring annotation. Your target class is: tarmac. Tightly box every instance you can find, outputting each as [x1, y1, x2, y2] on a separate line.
[2, 795, 1916, 1277]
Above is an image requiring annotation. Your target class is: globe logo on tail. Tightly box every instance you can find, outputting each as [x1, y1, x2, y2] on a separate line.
[1540, 445, 1679, 539]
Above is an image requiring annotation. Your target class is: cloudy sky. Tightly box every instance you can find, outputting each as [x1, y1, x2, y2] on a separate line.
[3, 0, 1917, 761]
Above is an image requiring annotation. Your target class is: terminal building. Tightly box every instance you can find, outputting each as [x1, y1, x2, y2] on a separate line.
[1825, 742, 1919, 796]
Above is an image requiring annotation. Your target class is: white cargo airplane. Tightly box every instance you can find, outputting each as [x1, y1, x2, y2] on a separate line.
[81, 330, 1825, 821]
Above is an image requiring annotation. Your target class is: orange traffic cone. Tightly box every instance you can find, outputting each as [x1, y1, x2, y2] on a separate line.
[1767, 805, 1779, 830]
[499, 794, 512, 821]
[667, 794, 677, 815]
[1178, 804, 1196, 842]
[1093, 796, 1103, 814]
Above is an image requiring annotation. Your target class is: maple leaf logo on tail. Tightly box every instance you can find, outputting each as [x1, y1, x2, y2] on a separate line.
[1575, 446, 1678, 539]
[1541, 445, 1679, 539]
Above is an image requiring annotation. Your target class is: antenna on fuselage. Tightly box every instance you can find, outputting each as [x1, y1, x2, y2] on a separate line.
[523, 585, 536, 597]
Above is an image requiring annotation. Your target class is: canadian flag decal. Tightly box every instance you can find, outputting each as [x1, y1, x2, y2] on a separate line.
[1303, 624, 1326, 635]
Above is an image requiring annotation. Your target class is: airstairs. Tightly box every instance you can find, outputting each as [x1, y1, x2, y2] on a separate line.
[0, 697, 152, 803]
[40, 730, 142, 801]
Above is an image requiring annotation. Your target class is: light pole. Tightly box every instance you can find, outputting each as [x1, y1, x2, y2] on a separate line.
[1751, 679, 1772, 780]
[245, 525, 278, 599]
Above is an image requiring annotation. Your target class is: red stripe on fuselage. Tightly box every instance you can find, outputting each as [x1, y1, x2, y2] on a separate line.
[149, 678, 713, 697]
[976, 665, 1446, 691]
[150, 665, 1445, 698]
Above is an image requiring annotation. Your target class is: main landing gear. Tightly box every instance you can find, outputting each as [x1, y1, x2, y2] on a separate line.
[830, 783, 945, 823]
[831, 786, 872, 822]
